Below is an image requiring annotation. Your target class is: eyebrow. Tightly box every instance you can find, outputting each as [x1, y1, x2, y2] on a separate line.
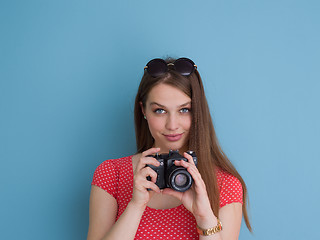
[150, 101, 191, 108]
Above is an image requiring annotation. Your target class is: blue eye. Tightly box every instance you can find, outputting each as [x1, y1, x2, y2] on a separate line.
[180, 108, 191, 113]
[154, 109, 166, 114]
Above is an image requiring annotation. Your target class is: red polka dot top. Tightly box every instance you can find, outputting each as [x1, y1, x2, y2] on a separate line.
[92, 156, 243, 239]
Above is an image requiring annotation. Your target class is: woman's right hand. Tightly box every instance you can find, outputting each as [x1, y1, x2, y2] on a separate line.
[131, 148, 161, 209]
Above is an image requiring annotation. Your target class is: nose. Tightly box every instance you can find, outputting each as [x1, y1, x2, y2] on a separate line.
[165, 113, 179, 131]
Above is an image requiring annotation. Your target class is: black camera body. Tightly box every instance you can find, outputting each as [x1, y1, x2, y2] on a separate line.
[147, 150, 197, 192]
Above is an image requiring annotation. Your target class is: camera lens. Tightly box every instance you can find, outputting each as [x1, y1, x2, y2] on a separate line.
[175, 174, 187, 186]
[168, 168, 193, 192]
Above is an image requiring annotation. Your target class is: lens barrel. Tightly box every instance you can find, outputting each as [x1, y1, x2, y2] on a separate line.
[168, 167, 193, 192]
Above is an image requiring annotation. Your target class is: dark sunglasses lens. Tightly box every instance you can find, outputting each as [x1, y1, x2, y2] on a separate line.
[174, 58, 195, 76]
[147, 59, 167, 77]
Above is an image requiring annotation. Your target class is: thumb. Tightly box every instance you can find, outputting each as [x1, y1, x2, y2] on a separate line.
[162, 188, 183, 200]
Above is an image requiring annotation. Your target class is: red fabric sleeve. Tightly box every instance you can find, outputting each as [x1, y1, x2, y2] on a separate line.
[218, 170, 243, 208]
[91, 160, 118, 199]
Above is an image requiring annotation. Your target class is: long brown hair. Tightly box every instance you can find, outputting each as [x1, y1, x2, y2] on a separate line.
[134, 58, 252, 231]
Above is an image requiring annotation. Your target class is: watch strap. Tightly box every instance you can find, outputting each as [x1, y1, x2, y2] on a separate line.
[196, 218, 223, 236]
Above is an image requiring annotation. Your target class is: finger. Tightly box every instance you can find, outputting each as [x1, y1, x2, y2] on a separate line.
[139, 167, 158, 183]
[176, 160, 201, 178]
[134, 170, 160, 193]
[137, 157, 161, 170]
[174, 160, 205, 190]
[134, 179, 161, 193]
[142, 147, 161, 158]
[186, 167, 207, 192]
[136, 148, 161, 170]
[162, 188, 183, 200]
[174, 159, 196, 170]
[183, 152, 195, 165]
[144, 181, 161, 193]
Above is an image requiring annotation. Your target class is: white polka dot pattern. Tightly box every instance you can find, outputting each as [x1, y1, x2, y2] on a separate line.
[92, 156, 243, 239]
[216, 169, 243, 208]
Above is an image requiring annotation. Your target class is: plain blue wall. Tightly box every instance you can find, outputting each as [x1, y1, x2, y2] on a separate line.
[1, 0, 319, 239]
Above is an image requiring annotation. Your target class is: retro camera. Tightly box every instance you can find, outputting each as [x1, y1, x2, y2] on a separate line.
[146, 150, 197, 192]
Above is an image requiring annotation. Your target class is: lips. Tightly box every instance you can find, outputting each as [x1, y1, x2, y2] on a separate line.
[164, 133, 183, 142]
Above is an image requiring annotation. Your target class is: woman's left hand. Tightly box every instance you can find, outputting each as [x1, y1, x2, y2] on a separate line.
[162, 152, 216, 225]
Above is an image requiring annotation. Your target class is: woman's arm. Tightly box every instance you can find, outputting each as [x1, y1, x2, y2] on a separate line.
[87, 186, 117, 239]
[195, 202, 242, 240]
[87, 186, 145, 240]
[87, 148, 161, 240]
[218, 203, 242, 240]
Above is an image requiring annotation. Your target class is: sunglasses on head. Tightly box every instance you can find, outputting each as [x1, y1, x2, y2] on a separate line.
[144, 57, 197, 77]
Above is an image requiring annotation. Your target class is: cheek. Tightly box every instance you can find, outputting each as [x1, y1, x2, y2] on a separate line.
[182, 116, 192, 130]
[147, 117, 164, 132]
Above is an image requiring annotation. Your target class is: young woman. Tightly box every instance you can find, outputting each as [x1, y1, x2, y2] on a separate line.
[87, 57, 251, 240]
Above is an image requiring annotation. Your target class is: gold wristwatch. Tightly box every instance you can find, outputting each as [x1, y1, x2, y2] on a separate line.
[196, 218, 223, 236]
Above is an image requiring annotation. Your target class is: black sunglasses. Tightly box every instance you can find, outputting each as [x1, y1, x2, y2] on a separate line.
[144, 57, 197, 77]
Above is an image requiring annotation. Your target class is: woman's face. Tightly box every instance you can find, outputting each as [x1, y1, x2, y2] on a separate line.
[142, 83, 192, 153]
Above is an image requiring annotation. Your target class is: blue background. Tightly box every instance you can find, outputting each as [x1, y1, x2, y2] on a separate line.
[1, 0, 319, 239]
